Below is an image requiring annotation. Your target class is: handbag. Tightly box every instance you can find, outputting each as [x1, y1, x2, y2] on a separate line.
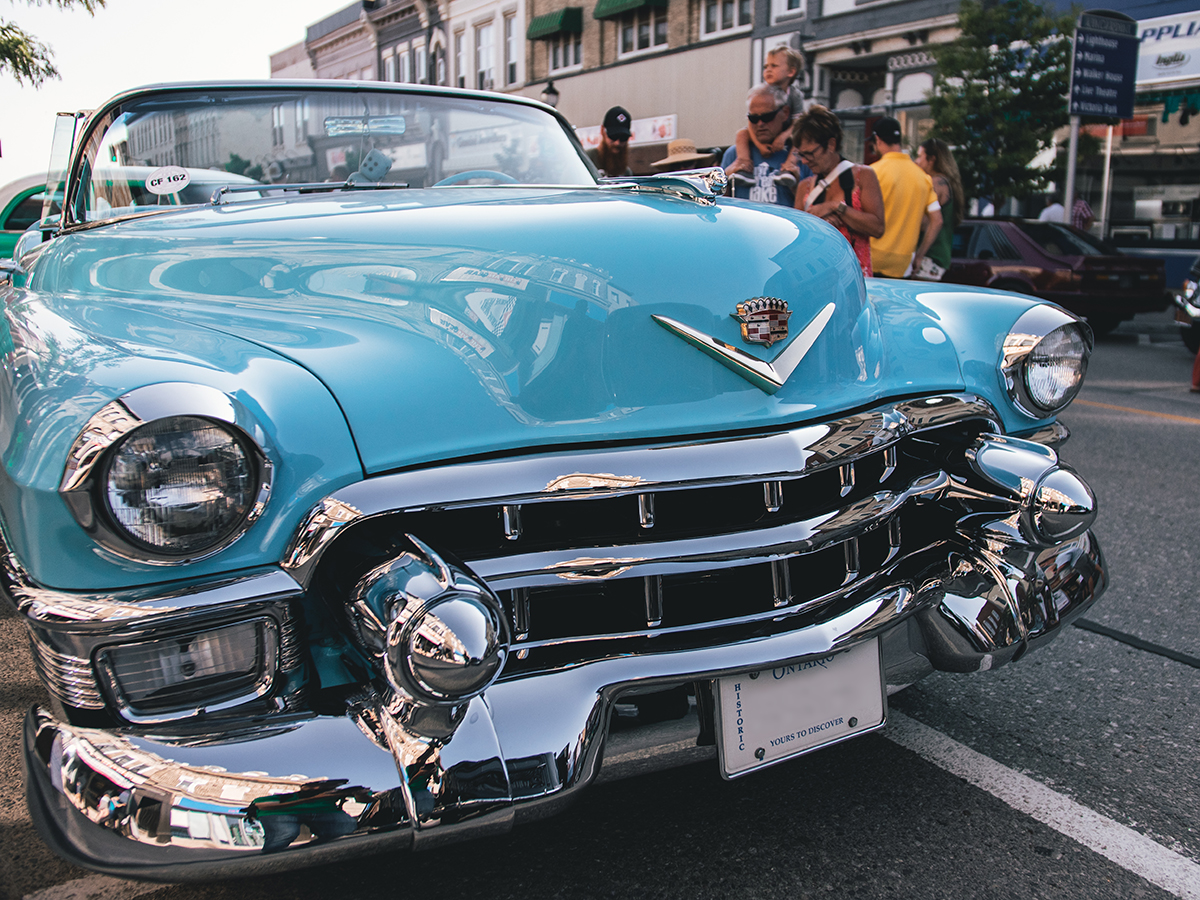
[911, 256, 947, 281]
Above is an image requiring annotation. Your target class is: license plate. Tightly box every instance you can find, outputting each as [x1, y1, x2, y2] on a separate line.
[715, 639, 885, 778]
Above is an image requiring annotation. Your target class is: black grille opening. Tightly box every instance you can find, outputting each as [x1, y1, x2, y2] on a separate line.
[526, 580, 646, 642]
[520, 494, 645, 549]
[661, 565, 776, 627]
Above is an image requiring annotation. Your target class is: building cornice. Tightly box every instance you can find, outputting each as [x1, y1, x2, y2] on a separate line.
[803, 12, 958, 52]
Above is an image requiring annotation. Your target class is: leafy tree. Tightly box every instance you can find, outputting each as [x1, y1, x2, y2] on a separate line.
[1, 0, 105, 87]
[224, 153, 263, 182]
[929, 0, 1077, 206]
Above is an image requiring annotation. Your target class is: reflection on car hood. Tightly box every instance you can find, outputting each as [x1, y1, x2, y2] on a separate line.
[33, 188, 966, 474]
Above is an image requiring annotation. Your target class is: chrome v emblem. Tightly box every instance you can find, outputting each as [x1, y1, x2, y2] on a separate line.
[652, 302, 836, 394]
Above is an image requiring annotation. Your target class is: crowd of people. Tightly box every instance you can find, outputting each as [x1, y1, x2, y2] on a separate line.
[592, 44, 963, 281]
[595, 43, 1115, 283]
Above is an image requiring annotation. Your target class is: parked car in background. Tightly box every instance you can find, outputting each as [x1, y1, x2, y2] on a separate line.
[1173, 255, 1200, 352]
[0, 174, 47, 258]
[945, 218, 1168, 335]
[4, 81, 1104, 880]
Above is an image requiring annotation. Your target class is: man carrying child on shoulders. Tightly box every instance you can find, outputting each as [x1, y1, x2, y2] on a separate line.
[720, 83, 811, 208]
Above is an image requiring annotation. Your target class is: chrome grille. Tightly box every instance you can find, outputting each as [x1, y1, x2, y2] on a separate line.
[300, 394, 1001, 679]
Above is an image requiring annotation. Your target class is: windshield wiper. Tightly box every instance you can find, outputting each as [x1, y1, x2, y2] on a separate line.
[210, 181, 409, 205]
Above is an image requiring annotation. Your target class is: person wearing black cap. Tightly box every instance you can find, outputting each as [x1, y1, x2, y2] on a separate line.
[590, 106, 634, 177]
[868, 116, 942, 278]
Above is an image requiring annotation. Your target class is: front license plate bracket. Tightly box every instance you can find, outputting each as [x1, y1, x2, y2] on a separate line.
[714, 638, 886, 778]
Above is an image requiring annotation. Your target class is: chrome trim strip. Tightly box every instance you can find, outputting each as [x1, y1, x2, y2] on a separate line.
[764, 481, 783, 513]
[14, 568, 303, 624]
[512, 587, 531, 640]
[1020, 421, 1070, 448]
[29, 642, 105, 709]
[638, 493, 655, 529]
[839, 462, 855, 497]
[843, 537, 861, 585]
[882, 446, 898, 481]
[502, 505, 523, 541]
[281, 394, 1001, 588]
[885, 517, 902, 564]
[770, 559, 792, 608]
[644, 576, 664, 627]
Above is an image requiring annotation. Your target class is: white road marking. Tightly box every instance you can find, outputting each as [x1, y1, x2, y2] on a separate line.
[23, 874, 166, 900]
[886, 710, 1200, 899]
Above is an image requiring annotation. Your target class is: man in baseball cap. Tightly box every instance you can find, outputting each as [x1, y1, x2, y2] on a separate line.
[870, 116, 903, 147]
[868, 116, 942, 277]
[592, 106, 634, 176]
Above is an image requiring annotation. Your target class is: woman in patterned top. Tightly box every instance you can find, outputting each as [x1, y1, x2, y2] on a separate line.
[791, 105, 884, 278]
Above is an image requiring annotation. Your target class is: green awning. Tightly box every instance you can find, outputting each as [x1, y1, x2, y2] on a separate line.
[527, 7, 583, 39]
[592, 0, 666, 19]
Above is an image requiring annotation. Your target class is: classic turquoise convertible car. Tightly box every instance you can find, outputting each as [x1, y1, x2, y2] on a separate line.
[3, 82, 1103, 879]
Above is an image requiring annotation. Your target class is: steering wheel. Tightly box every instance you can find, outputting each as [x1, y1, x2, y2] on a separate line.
[433, 169, 518, 186]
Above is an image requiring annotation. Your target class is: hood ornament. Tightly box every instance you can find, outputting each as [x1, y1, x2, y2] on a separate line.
[652, 302, 836, 394]
[733, 297, 790, 347]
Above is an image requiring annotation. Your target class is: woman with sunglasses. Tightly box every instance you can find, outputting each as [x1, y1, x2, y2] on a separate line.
[791, 105, 885, 277]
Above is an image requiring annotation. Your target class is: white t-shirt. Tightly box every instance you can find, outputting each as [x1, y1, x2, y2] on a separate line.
[1038, 202, 1065, 223]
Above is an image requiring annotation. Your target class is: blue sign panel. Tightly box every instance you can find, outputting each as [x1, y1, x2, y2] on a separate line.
[1070, 12, 1139, 119]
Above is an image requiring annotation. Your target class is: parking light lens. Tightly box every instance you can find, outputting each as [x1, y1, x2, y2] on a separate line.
[100, 619, 277, 713]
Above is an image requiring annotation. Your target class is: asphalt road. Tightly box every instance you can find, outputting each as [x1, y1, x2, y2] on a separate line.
[2, 312, 1198, 900]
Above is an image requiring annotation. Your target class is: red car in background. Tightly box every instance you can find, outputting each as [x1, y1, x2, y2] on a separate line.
[946, 218, 1168, 335]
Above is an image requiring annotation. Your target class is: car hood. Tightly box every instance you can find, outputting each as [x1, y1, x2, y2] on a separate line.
[33, 188, 967, 474]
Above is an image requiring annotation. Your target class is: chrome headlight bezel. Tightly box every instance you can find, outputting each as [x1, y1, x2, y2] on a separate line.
[1000, 306, 1093, 418]
[59, 384, 273, 564]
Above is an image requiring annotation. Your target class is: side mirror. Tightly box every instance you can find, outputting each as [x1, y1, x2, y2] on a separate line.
[14, 221, 53, 260]
[0, 259, 26, 287]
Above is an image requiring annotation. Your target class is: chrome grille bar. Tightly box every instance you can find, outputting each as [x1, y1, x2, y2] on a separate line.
[469, 471, 948, 589]
[638, 494, 655, 529]
[644, 576, 664, 627]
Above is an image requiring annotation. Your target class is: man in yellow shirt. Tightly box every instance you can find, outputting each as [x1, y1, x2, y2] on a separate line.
[868, 117, 943, 278]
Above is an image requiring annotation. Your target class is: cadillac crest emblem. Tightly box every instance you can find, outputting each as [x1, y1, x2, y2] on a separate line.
[732, 297, 791, 346]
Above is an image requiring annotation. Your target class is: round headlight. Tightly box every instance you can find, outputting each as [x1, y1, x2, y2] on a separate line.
[1002, 310, 1092, 418]
[103, 416, 261, 556]
[1023, 324, 1089, 412]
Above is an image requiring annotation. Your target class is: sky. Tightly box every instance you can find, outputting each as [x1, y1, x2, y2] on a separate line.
[0, 0, 345, 183]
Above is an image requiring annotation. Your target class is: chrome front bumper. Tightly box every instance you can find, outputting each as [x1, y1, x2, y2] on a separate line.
[23, 528, 1104, 881]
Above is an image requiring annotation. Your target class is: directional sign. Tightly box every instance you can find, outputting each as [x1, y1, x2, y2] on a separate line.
[1069, 11, 1139, 119]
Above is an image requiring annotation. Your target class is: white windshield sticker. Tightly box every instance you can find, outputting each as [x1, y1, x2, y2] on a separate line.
[145, 166, 191, 195]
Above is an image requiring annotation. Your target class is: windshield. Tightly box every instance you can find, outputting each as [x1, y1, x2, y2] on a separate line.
[1016, 221, 1116, 257]
[69, 87, 596, 225]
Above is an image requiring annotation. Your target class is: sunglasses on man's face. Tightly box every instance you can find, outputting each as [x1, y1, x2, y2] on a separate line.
[747, 106, 784, 125]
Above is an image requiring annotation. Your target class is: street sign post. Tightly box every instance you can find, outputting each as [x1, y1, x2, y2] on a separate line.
[1064, 10, 1139, 231]
[1069, 11, 1139, 119]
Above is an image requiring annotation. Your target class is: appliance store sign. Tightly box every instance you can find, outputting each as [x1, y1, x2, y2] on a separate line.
[1139, 12, 1200, 85]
